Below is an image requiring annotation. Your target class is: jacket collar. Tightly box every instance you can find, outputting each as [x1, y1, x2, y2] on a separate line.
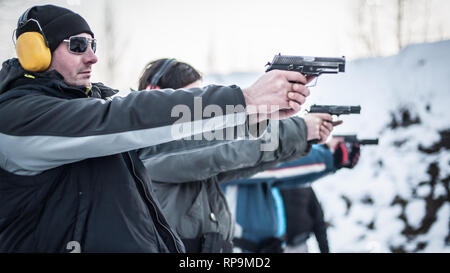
[0, 58, 118, 99]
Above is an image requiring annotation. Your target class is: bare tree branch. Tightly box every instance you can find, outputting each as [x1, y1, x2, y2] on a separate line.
[355, 0, 381, 57]
[104, 1, 116, 86]
[422, 0, 431, 43]
[396, 0, 405, 50]
[102, 1, 131, 88]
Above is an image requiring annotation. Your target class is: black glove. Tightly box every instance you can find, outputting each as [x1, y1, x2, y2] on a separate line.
[333, 142, 360, 169]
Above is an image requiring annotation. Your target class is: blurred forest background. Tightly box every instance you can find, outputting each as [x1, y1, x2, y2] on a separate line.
[0, 0, 449, 90]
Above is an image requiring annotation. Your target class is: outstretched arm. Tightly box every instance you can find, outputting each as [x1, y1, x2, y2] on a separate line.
[139, 116, 310, 183]
[224, 144, 336, 188]
[0, 83, 247, 175]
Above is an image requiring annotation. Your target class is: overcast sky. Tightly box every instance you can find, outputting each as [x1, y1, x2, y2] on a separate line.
[1, 0, 449, 89]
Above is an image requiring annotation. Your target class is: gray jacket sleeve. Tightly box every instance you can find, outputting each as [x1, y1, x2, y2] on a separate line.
[139, 116, 311, 183]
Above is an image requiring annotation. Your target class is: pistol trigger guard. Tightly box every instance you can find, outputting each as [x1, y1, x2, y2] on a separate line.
[307, 76, 319, 88]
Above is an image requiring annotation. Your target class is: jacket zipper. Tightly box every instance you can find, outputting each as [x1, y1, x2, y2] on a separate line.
[126, 152, 181, 253]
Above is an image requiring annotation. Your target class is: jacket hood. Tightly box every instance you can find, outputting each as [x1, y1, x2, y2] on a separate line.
[0, 58, 118, 98]
[0, 59, 24, 94]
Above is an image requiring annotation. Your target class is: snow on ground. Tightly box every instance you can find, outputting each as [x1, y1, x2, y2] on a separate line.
[204, 40, 450, 253]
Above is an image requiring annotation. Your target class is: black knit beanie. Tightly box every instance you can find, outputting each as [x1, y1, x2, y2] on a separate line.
[15, 5, 94, 52]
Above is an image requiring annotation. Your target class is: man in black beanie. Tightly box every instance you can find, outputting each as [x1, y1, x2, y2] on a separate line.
[0, 5, 312, 253]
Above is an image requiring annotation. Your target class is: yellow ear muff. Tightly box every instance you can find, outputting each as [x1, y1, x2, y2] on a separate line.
[16, 32, 51, 72]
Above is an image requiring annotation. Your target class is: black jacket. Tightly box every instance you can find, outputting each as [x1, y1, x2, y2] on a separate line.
[0, 58, 247, 252]
[280, 186, 329, 253]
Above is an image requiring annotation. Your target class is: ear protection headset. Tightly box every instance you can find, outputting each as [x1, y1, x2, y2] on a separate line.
[147, 58, 177, 89]
[14, 7, 51, 72]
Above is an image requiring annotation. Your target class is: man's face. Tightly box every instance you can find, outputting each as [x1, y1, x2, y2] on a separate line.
[48, 33, 98, 87]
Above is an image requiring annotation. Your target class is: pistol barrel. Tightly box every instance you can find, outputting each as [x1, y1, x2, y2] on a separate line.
[333, 135, 379, 145]
[309, 105, 361, 115]
[359, 139, 379, 145]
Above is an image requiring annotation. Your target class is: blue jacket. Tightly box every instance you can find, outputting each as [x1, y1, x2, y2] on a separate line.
[221, 144, 336, 252]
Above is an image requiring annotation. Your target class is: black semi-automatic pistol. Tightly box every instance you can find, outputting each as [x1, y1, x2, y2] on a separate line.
[265, 54, 345, 86]
[308, 104, 361, 116]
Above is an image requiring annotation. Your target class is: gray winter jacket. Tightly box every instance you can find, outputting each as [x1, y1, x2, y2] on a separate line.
[138, 116, 311, 252]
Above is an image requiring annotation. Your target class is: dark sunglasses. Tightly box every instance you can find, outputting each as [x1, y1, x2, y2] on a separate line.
[63, 36, 97, 54]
